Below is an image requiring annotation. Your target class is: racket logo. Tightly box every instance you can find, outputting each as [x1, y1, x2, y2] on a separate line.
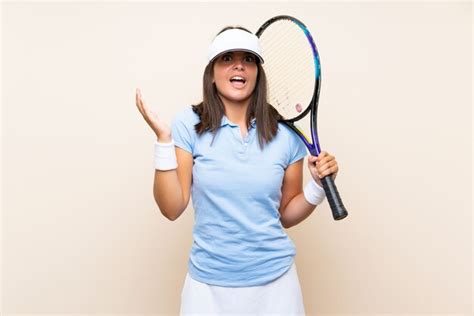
[295, 103, 303, 113]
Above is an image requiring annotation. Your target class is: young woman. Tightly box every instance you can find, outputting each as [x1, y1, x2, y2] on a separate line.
[135, 26, 339, 315]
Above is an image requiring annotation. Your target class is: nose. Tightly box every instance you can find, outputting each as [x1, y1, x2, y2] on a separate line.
[233, 58, 244, 70]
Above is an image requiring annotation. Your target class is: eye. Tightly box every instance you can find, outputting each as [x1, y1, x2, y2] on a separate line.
[221, 54, 232, 62]
[244, 55, 256, 63]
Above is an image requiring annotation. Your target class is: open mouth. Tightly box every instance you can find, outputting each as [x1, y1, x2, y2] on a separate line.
[229, 76, 247, 88]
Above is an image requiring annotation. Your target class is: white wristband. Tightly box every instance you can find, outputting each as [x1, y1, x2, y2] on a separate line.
[154, 140, 178, 171]
[303, 179, 326, 206]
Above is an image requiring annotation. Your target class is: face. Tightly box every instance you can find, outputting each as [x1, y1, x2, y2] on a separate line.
[212, 51, 258, 106]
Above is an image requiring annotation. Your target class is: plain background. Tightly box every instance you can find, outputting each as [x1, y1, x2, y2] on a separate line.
[1, 1, 472, 315]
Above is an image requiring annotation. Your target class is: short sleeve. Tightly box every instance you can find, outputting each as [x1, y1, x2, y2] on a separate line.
[287, 130, 308, 165]
[171, 107, 199, 154]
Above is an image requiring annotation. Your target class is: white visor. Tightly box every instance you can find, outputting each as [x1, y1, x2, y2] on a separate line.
[207, 29, 264, 64]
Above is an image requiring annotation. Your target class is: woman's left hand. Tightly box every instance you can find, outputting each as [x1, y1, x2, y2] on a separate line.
[307, 151, 339, 187]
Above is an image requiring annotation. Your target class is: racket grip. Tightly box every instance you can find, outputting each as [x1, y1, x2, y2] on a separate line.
[321, 176, 348, 221]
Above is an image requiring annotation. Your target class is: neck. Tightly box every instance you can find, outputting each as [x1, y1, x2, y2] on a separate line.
[222, 99, 250, 125]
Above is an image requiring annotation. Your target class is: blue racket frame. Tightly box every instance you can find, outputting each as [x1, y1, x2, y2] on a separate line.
[256, 15, 348, 221]
[257, 15, 322, 156]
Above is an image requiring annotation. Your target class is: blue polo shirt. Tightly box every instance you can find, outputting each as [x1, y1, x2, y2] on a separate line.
[171, 106, 307, 287]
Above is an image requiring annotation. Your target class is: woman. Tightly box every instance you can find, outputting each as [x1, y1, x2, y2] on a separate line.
[135, 26, 339, 315]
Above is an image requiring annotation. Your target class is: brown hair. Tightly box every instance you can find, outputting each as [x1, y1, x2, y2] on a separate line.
[192, 26, 281, 149]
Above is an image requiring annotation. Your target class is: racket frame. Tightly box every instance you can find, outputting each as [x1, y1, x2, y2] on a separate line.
[256, 15, 348, 221]
[257, 15, 322, 156]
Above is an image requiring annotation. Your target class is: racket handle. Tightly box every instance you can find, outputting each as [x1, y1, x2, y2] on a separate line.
[321, 176, 348, 221]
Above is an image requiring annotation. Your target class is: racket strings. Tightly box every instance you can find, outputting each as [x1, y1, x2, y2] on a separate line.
[259, 20, 316, 120]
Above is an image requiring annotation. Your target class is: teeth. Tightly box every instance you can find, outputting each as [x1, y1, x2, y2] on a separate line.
[230, 76, 245, 82]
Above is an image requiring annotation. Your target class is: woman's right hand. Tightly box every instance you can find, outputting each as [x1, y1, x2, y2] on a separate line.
[135, 88, 172, 142]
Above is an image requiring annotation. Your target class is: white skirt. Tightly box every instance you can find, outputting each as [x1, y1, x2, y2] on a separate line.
[180, 262, 306, 315]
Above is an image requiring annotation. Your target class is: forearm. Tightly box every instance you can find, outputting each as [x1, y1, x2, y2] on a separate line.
[153, 170, 186, 221]
[280, 192, 317, 228]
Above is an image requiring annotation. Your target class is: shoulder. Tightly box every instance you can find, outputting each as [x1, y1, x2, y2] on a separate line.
[171, 106, 201, 153]
[173, 105, 201, 126]
[275, 122, 300, 141]
[275, 122, 308, 163]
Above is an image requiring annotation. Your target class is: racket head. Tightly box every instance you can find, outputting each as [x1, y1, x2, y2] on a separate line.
[256, 15, 322, 154]
[256, 15, 321, 121]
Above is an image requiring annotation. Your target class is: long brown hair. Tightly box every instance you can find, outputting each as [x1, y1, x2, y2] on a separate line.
[192, 26, 281, 149]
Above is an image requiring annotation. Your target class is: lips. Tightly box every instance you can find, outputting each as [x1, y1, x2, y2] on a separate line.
[229, 75, 247, 88]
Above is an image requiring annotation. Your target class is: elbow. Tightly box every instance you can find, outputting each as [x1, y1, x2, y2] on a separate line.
[163, 213, 177, 221]
[281, 218, 293, 229]
[159, 203, 187, 221]
[161, 209, 181, 221]
[154, 196, 185, 222]
[282, 223, 293, 229]
[167, 215, 179, 222]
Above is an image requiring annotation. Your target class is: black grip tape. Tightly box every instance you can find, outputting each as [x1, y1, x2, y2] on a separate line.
[321, 176, 348, 221]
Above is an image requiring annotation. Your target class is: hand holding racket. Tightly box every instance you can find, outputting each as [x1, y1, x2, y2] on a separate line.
[308, 152, 338, 188]
[256, 15, 348, 221]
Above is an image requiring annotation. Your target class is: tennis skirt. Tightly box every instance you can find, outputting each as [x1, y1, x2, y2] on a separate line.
[180, 262, 306, 315]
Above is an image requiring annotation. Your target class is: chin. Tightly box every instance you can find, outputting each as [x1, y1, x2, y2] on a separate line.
[219, 91, 253, 104]
[227, 95, 253, 104]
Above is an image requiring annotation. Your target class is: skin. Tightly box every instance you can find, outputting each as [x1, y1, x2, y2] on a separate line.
[213, 52, 258, 108]
[135, 50, 339, 227]
[212, 51, 259, 138]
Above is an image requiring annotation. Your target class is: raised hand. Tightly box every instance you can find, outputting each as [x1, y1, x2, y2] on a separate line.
[135, 88, 172, 142]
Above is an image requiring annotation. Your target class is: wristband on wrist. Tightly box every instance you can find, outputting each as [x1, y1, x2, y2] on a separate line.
[154, 140, 178, 170]
[303, 179, 326, 206]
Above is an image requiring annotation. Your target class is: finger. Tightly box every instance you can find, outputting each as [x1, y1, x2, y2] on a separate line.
[322, 160, 339, 177]
[319, 166, 337, 178]
[136, 89, 145, 113]
[136, 93, 153, 123]
[316, 151, 329, 163]
[322, 164, 338, 178]
[308, 163, 318, 174]
[139, 94, 149, 114]
[135, 88, 140, 106]
[317, 160, 337, 176]
[318, 159, 337, 171]
[310, 166, 321, 179]
[136, 101, 145, 118]
[317, 154, 335, 165]
[307, 156, 318, 167]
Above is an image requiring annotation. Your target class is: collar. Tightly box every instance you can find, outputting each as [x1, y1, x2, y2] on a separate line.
[250, 117, 257, 128]
[220, 116, 257, 129]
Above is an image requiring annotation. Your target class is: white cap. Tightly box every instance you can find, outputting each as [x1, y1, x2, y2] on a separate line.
[207, 29, 264, 64]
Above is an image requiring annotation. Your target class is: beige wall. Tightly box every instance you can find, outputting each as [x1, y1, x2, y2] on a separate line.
[1, 1, 472, 315]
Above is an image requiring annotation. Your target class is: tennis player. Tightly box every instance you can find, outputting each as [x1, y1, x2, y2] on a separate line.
[135, 26, 339, 315]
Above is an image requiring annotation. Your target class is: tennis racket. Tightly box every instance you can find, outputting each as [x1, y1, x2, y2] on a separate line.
[256, 15, 348, 221]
